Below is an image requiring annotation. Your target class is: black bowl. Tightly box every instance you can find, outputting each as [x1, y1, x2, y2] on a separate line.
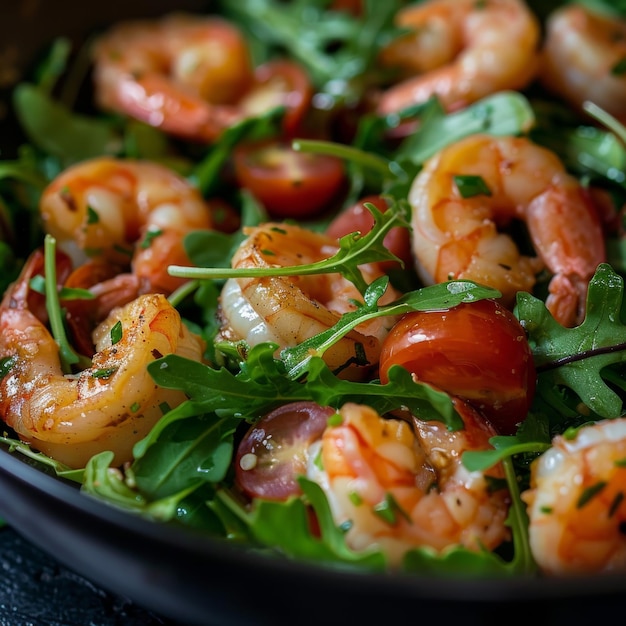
[0, 2, 625, 624]
[2, 442, 626, 626]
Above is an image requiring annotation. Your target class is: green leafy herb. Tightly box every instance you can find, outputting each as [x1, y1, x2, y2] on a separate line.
[453, 175, 492, 198]
[92, 367, 117, 379]
[577, 481, 607, 508]
[110, 321, 123, 345]
[518, 263, 626, 421]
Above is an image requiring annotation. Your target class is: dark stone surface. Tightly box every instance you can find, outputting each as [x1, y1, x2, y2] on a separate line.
[0, 525, 182, 626]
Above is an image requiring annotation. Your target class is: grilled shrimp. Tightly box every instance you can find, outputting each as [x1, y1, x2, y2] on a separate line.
[0, 249, 205, 469]
[39, 157, 213, 295]
[522, 418, 626, 575]
[92, 13, 253, 142]
[377, 0, 540, 115]
[541, 3, 626, 124]
[409, 133, 606, 327]
[306, 400, 510, 566]
[217, 222, 401, 378]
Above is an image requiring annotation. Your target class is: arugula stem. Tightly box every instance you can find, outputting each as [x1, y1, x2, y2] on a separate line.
[501, 456, 536, 575]
[168, 202, 408, 287]
[536, 341, 626, 373]
[168, 279, 200, 308]
[583, 101, 626, 145]
[292, 138, 397, 178]
[283, 301, 413, 379]
[43, 234, 89, 372]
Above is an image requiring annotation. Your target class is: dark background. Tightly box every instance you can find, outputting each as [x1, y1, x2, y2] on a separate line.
[0, 525, 183, 626]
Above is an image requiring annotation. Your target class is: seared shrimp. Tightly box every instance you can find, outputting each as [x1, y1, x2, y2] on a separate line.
[377, 0, 540, 115]
[409, 133, 606, 327]
[522, 418, 626, 575]
[40, 157, 213, 294]
[217, 222, 400, 378]
[306, 400, 510, 565]
[0, 249, 205, 469]
[541, 4, 626, 124]
[92, 13, 253, 142]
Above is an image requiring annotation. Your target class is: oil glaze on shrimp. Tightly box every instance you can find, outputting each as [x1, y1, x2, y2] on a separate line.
[409, 133, 606, 327]
[40, 157, 213, 295]
[306, 401, 510, 565]
[0, 250, 205, 469]
[377, 0, 540, 115]
[92, 13, 254, 142]
[217, 222, 400, 379]
[522, 418, 626, 575]
[541, 3, 626, 124]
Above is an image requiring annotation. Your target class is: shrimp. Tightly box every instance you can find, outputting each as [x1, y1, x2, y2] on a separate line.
[306, 400, 510, 566]
[409, 133, 606, 327]
[522, 418, 626, 575]
[217, 222, 401, 379]
[39, 157, 213, 295]
[92, 13, 254, 142]
[0, 248, 205, 469]
[541, 4, 626, 124]
[377, 0, 540, 116]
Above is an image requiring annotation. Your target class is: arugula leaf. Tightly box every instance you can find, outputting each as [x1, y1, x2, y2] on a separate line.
[83, 451, 194, 519]
[168, 201, 410, 294]
[146, 343, 465, 430]
[281, 278, 501, 379]
[518, 263, 626, 420]
[132, 414, 238, 498]
[394, 91, 536, 167]
[221, 0, 400, 93]
[13, 83, 121, 163]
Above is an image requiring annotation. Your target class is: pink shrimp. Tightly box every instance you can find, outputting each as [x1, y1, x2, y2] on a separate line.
[409, 133, 606, 327]
[377, 0, 540, 116]
[541, 3, 626, 124]
[217, 222, 401, 379]
[39, 157, 213, 295]
[306, 400, 510, 566]
[522, 418, 626, 575]
[92, 13, 254, 142]
[0, 248, 206, 469]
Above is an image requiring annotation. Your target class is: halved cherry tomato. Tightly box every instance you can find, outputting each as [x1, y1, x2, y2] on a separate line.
[378, 299, 536, 435]
[234, 401, 335, 501]
[326, 195, 413, 271]
[239, 59, 313, 138]
[232, 140, 346, 219]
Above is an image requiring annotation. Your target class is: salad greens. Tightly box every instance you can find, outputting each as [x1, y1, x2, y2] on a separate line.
[2, 0, 626, 579]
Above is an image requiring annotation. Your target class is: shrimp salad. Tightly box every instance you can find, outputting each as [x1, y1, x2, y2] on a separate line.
[3, 0, 626, 580]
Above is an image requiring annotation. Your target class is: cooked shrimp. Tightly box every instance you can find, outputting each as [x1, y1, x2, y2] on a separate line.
[377, 0, 540, 115]
[541, 3, 626, 124]
[92, 13, 254, 142]
[217, 222, 401, 379]
[0, 249, 205, 469]
[409, 133, 606, 327]
[306, 400, 510, 565]
[522, 418, 626, 575]
[39, 157, 213, 294]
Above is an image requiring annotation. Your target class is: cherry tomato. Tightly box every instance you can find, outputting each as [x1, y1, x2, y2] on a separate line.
[234, 401, 335, 501]
[378, 299, 536, 435]
[239, 59, 313, 137]
[326, 195, 413, 271]
[232, 140, 346, 219]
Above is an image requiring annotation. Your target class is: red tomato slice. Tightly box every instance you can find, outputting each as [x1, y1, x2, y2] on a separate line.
[326, 195, 413, 271]
[378, 299, 536, 435]
[234, 401, 335, 501]
[239, 59, 313, 138]
[232, 140, 346, 219]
